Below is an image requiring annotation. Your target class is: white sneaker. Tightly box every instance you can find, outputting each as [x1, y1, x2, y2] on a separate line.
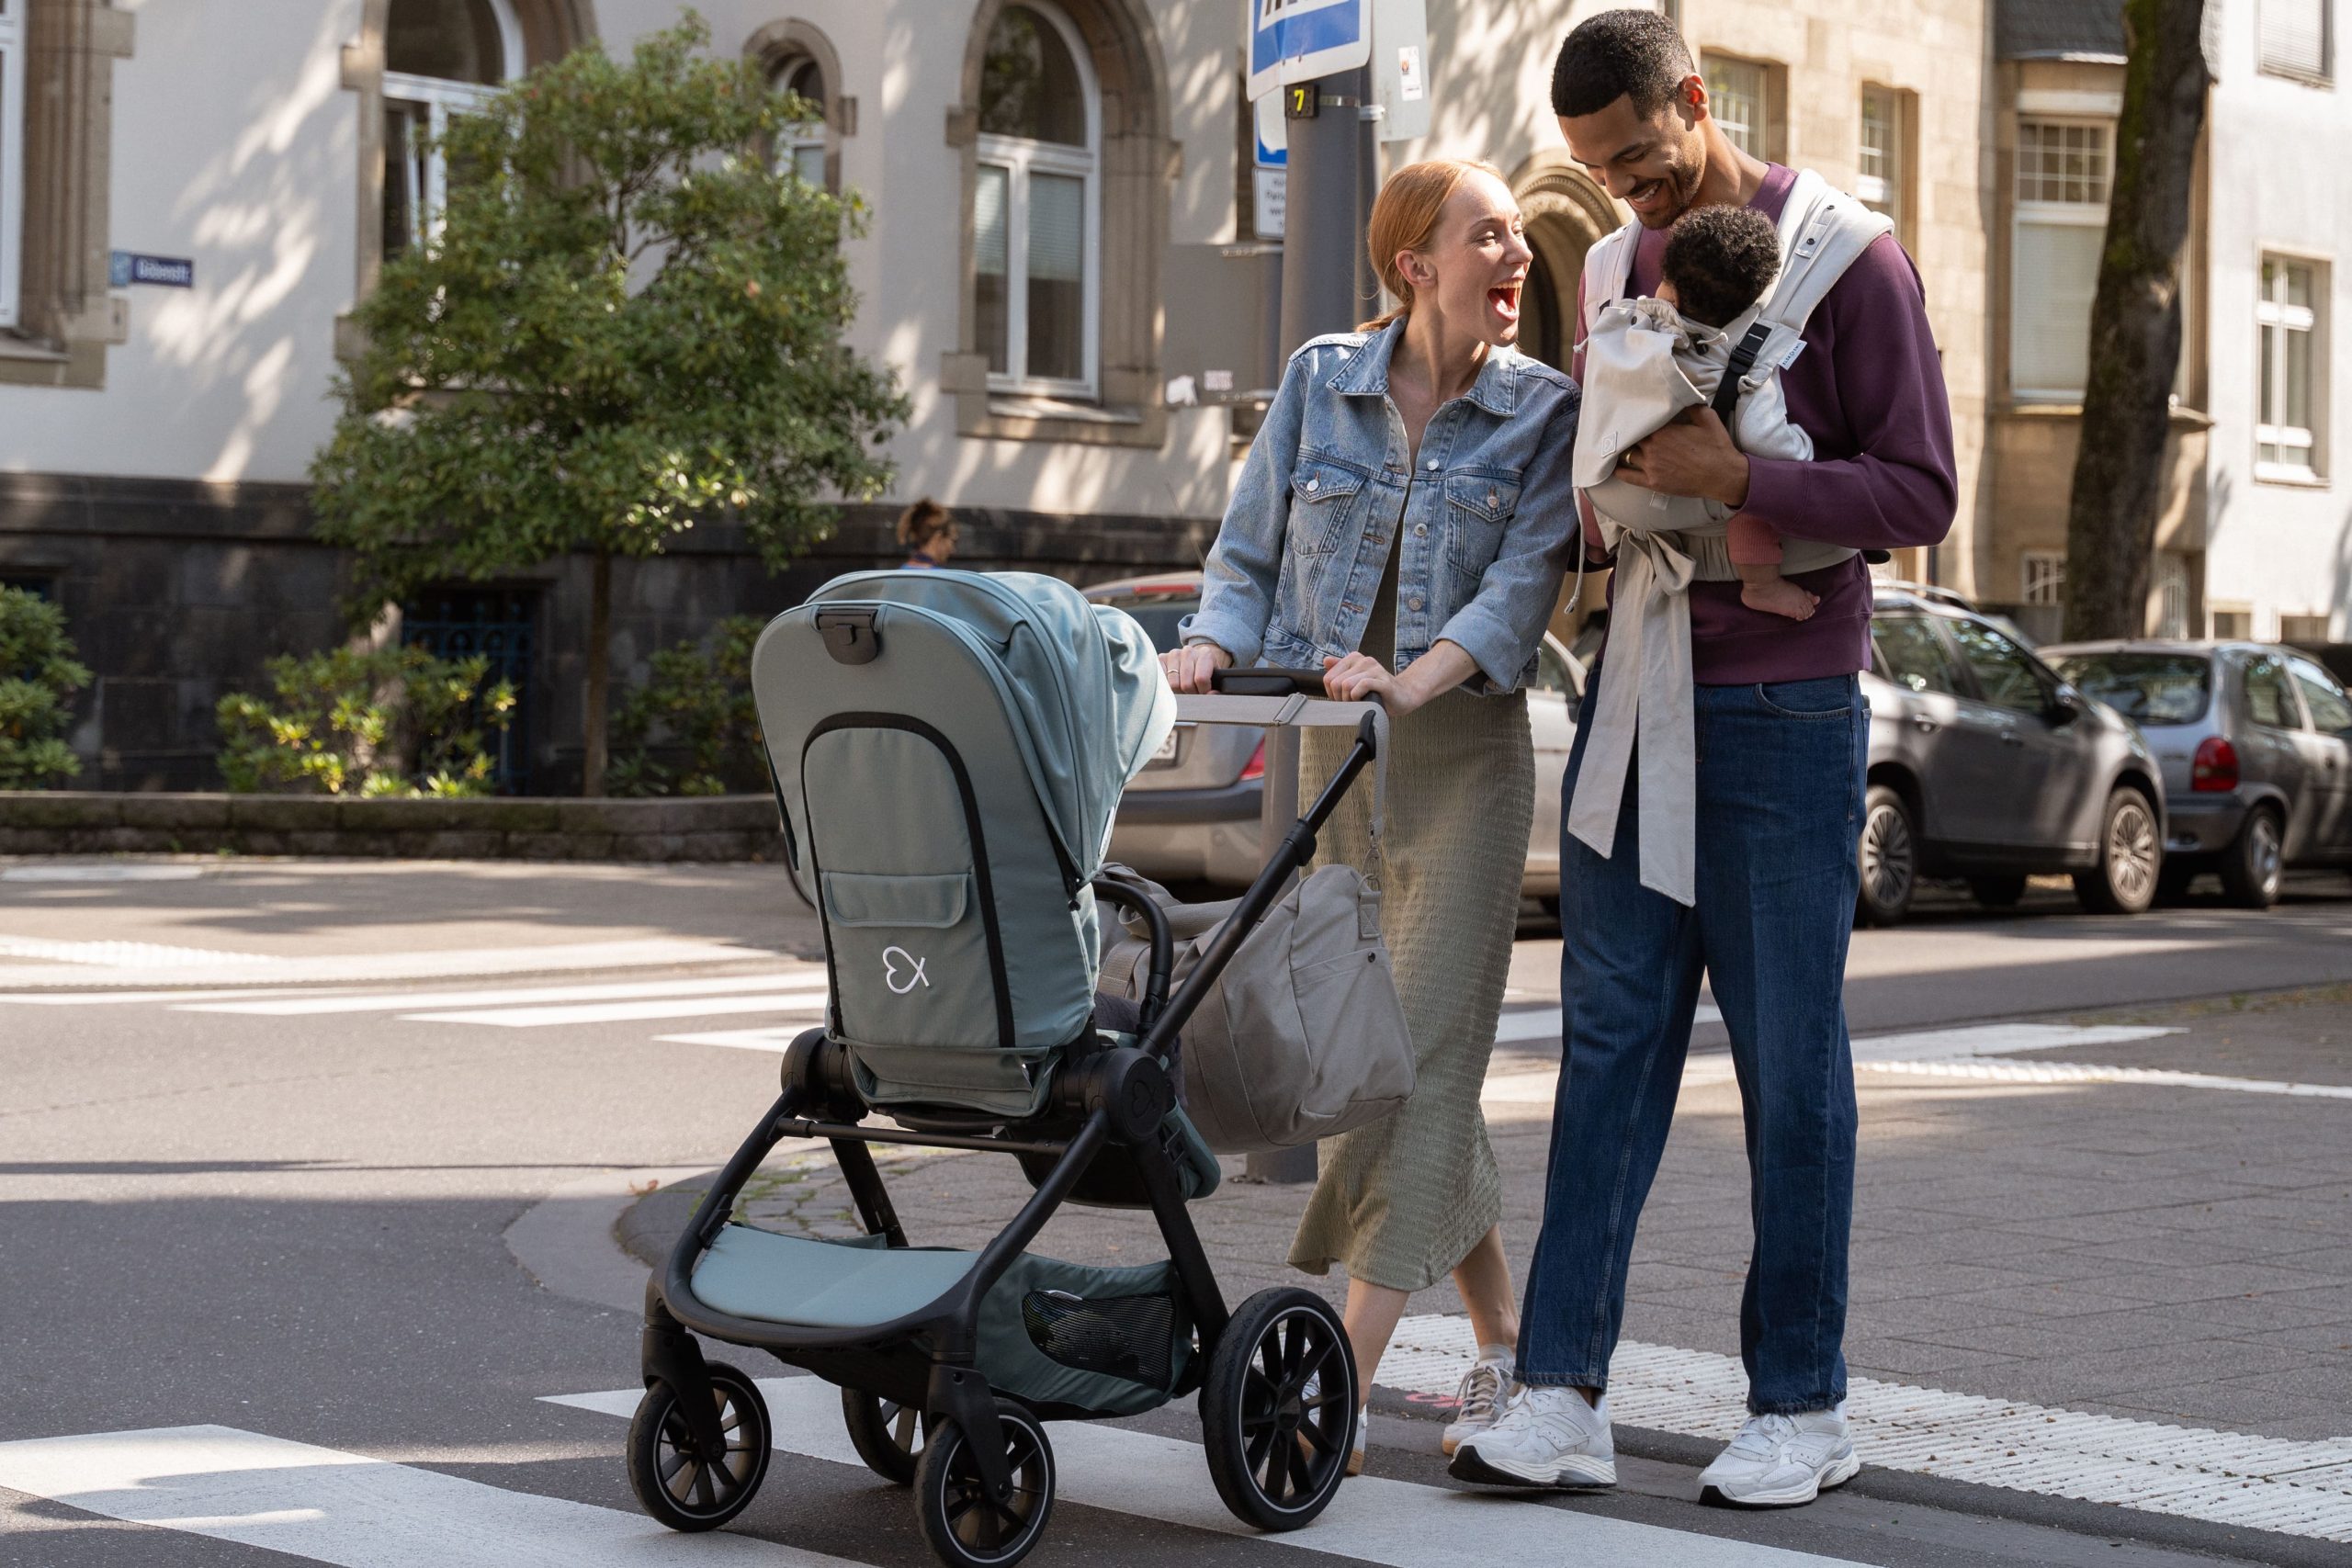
[1447, 1386, 1617, 1489]
[1347, 1403, 1367, 1476]
[1441, 1354, 1516, 1456]
[1697, 1405, 1861, 1507]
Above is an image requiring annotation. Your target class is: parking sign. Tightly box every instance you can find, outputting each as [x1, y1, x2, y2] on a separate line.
[1247, 0, 1369, 103]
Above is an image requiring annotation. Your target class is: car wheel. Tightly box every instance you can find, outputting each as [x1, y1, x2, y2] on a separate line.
[2218, 806, 2285, 908]
[2072, 787, 2160, 915]
[1968, 874, 2028, 909]
[1856, 784, 1917, 928]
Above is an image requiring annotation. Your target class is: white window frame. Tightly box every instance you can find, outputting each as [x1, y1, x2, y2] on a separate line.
[1858, 86, 1903, 231]
[975, 0, 1102, 402]
[2011, 116, 2113, 402]
[771, 57, 829, 188]
[2256, 252, 2325, 483]
[2020, 549, 2067, 606]
[2154, 554, 2189, 638]
[1704, 55, 1767, 159]
[0, 0, 25, 330]
[2259, 0, 2334, 85]
[382, 0, 524, 254]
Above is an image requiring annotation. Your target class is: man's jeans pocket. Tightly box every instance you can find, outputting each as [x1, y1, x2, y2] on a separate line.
[1755, 676, 1856, 720]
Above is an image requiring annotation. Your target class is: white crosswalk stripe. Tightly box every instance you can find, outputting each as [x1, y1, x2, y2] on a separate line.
[175, 974, 827, 1018]
[0, 1425, 856, 1567]
[413, 989, 830, 1028]
[546, 1377, 1861, 1567]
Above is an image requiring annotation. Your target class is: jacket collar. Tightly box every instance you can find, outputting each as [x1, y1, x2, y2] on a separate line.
[1328, 315, 1520, 418]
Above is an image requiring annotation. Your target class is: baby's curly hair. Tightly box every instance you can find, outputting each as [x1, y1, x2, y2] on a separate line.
[1660, 206, 1781, 330]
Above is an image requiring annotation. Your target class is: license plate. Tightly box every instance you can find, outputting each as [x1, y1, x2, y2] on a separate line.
[1151, 728, 1182, 763]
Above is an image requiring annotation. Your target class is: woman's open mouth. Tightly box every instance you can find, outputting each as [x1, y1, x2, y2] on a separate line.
[1487, 283, 1522, 323]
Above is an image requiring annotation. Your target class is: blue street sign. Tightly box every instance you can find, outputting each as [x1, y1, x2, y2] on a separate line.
[1247, 0, 1369, 103]
[109, 252, 194, 288]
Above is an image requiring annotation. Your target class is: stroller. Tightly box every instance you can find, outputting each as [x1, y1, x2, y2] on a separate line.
[625, 569, 1385, 1568]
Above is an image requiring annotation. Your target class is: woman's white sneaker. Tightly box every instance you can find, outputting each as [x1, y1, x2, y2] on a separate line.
[1441, 1354, 1516, 1456]
[1696, 1406, 1860, 1507]
[1447, 1387, 1617, 1489]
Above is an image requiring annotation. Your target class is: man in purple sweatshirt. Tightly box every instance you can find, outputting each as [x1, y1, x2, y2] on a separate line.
[1452, 9, 1956, 1506]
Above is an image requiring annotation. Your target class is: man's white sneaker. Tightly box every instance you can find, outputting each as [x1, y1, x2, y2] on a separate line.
[1697, 1406, 1860, 1507]
[1347, 1404, 1367, 1477]
[1441, 1355, 1516, 1456]
[1447, 1387, 1617, 1489]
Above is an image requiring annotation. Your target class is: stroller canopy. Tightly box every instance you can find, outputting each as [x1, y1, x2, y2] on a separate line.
[797, 570, 1174, 880]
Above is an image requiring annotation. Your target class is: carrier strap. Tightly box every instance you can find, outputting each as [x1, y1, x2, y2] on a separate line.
[1708, 321, 1774, 425]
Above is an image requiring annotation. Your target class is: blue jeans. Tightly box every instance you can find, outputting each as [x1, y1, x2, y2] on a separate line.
[1517, 673, 1866, 1416]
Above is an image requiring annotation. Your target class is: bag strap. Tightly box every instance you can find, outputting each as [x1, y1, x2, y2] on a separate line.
[1707, 321, 1775, 425]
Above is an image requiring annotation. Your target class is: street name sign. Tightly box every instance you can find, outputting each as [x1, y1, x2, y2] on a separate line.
[109, 252, 193, 288]
[1247, 0, 1369, 103]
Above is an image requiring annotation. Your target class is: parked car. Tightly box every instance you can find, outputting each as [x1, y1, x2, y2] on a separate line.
[1858, 589, 2166, 924]
[1085, 571, 1582, 899]
[2045, 640, 2352, 907]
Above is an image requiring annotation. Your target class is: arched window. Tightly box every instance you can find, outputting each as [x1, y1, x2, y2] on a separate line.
[382, 0, 522, 255]
[773, 56, 828, 187]
[974, 2, 1100, 399]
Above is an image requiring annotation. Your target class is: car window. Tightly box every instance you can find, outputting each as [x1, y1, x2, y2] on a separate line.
[2290, 660, 2352, 735]
[2242, 655, 2301, 730]
[1947, 619, 2051, 714]
[1532, 642, 1578, 696]
[1103, 600, 1198, 655]
[1870, 615, 1962, 695]
[2052, 651, 2211, 725]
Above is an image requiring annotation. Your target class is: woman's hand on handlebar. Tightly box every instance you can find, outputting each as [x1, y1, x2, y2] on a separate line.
[1160, 642, 1232, 694]
[1321, 652, 1409, 712]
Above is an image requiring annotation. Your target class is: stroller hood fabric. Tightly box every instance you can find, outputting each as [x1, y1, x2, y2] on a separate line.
[797, 570, 1175, 880]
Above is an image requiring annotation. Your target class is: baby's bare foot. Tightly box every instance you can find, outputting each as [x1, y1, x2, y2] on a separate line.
[1742, 579, 1821, 621]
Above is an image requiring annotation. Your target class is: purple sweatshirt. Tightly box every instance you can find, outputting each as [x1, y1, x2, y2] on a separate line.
[1577, 164, 1958, 684]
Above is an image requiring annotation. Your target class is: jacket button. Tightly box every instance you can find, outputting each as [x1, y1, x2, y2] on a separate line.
[1487, 491, 1499, 509]
[1413, 524, 1428, 536]
[1305, 478, 1319, 492]
[1408, 596, 1424, 611]
[1424, 458, 1440, 471]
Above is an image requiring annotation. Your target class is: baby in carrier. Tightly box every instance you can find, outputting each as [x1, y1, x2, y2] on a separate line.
[1640, 205, 1818, 621]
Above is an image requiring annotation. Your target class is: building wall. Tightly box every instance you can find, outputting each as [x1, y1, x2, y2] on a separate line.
[2202, 6, 2352, 640]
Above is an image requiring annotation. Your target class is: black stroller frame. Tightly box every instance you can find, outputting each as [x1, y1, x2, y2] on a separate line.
[633, 687, 1383, 1567]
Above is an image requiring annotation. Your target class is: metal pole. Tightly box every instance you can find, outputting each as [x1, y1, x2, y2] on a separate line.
[1244, 66, 1372, 1189]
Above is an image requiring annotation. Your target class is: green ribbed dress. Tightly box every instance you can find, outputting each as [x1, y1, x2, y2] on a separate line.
[1287, 541, 1534, 1292]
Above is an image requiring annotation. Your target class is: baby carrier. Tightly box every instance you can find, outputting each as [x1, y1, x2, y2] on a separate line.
[625, 569, 1385, 1568]
[1566, 171, 1892, 905]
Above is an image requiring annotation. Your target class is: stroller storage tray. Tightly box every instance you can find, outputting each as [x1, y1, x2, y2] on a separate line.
[693, 1225, 975, 1329]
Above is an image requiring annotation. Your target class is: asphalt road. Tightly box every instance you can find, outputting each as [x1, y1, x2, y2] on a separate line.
[4, 862, 2350, 1568]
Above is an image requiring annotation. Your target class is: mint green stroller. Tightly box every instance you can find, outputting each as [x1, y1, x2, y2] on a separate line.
[626, 569, 1382, 1568]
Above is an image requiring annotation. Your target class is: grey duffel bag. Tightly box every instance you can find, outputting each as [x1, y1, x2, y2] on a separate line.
[1096, 863, 1414, 1155]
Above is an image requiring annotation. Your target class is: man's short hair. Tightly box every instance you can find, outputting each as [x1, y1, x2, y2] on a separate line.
[1660, 206, 1781, 330]
[1551, 9, 1696, 119]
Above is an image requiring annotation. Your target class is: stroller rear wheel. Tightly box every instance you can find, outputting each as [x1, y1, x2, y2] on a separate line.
[1201, 1287, 1355, 1530]
[625, 1361, 772, 1532]
[842, 1384, 926, 1484]
[914, 1398, 1055, 1568]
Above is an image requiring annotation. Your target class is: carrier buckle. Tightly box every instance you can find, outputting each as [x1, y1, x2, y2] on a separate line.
[818, 608, 881, 665]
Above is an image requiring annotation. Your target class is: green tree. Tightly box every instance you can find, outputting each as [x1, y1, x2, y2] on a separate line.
[312, 15, 904, 794]
[0, 586, 92, 790]
[609, 615, 765, 797]
[2061, 0, 2212, 639]
[215, 647, 516, 797]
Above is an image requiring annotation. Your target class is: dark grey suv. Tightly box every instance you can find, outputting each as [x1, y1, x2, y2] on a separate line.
[2045, 641, 2352, 907]
[1859, 590, 2166, 925]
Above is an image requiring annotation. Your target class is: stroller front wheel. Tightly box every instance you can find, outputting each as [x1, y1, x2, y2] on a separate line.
[625, 1361, 772, 1532]
[842, 1384, 927, 1484]
[914, 1399, 1055, 1568]
[1201, 1287, 1356, 1530]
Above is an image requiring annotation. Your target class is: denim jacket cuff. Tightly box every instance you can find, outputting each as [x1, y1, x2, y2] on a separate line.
[1434, 608, 1523, 694]
[1177, 608, 1263, 668]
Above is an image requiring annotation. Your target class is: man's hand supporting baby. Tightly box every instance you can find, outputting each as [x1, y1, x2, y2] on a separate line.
[1615, 405, 1752, 509]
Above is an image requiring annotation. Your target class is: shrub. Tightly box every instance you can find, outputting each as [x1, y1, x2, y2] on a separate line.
[610, 615, 767, 796]
[0, 585, 92, 790]
[216, 646, 516, 796]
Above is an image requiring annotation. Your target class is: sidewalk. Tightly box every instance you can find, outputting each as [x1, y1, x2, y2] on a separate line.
[625, 983, 2352, 1448]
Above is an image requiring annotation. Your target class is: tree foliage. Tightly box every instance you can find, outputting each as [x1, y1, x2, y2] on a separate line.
[311, 15, 905, 787]
[609, 615, 766, 797]
[2061, 0, 2212, 640]
[0, 586, 91, 790]
[215, 647, 516, 797]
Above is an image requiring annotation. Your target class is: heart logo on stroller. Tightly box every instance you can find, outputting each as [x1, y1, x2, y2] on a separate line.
[882, 945, 930, 995]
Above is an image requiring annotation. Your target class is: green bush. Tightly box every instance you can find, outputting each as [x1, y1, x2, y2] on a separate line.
[610, 615, 767, 796]
[216, 646, 517, 796]
[0, 585, 92, 790]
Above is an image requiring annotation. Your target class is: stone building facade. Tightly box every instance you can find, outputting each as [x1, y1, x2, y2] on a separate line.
[0, 0, 2056, 790]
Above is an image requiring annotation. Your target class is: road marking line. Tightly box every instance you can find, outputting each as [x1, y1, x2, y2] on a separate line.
[547, 1379, 1860, 1567]
[1849, 1022, 2184, 1062]
[0, 938, 788, 992]
[0, 1424, 860, 1566]
[0, 936, 277, 967]
[413, 993, 829, 1028]
[177, 975, 825, 1017]
[1860, 1057, 2352, 1100]
[657, 1027, 817, 1053]
[0, 987, 364, 1006]
[1378, 1315, 2352, 1543]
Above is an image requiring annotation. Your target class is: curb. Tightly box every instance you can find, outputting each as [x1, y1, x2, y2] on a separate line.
[502, 1165, 712, 1315]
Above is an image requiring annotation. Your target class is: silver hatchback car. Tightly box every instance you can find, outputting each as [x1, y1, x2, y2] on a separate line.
[2045, 641, 2352, 906]
[1084, 571, 1582, 899]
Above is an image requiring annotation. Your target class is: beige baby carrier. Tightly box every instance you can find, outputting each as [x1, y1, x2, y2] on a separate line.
[1566, 171, 1893, 905]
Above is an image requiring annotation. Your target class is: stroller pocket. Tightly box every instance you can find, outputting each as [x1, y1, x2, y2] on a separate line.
[821, 868, 999, 1048]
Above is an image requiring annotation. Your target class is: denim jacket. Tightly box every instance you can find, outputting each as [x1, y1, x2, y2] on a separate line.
[1181, 318, 1580, 694]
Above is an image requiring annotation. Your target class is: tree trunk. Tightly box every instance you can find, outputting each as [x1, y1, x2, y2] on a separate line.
[2060, 0, 2211, 642]
[582, 549, 612, 796]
